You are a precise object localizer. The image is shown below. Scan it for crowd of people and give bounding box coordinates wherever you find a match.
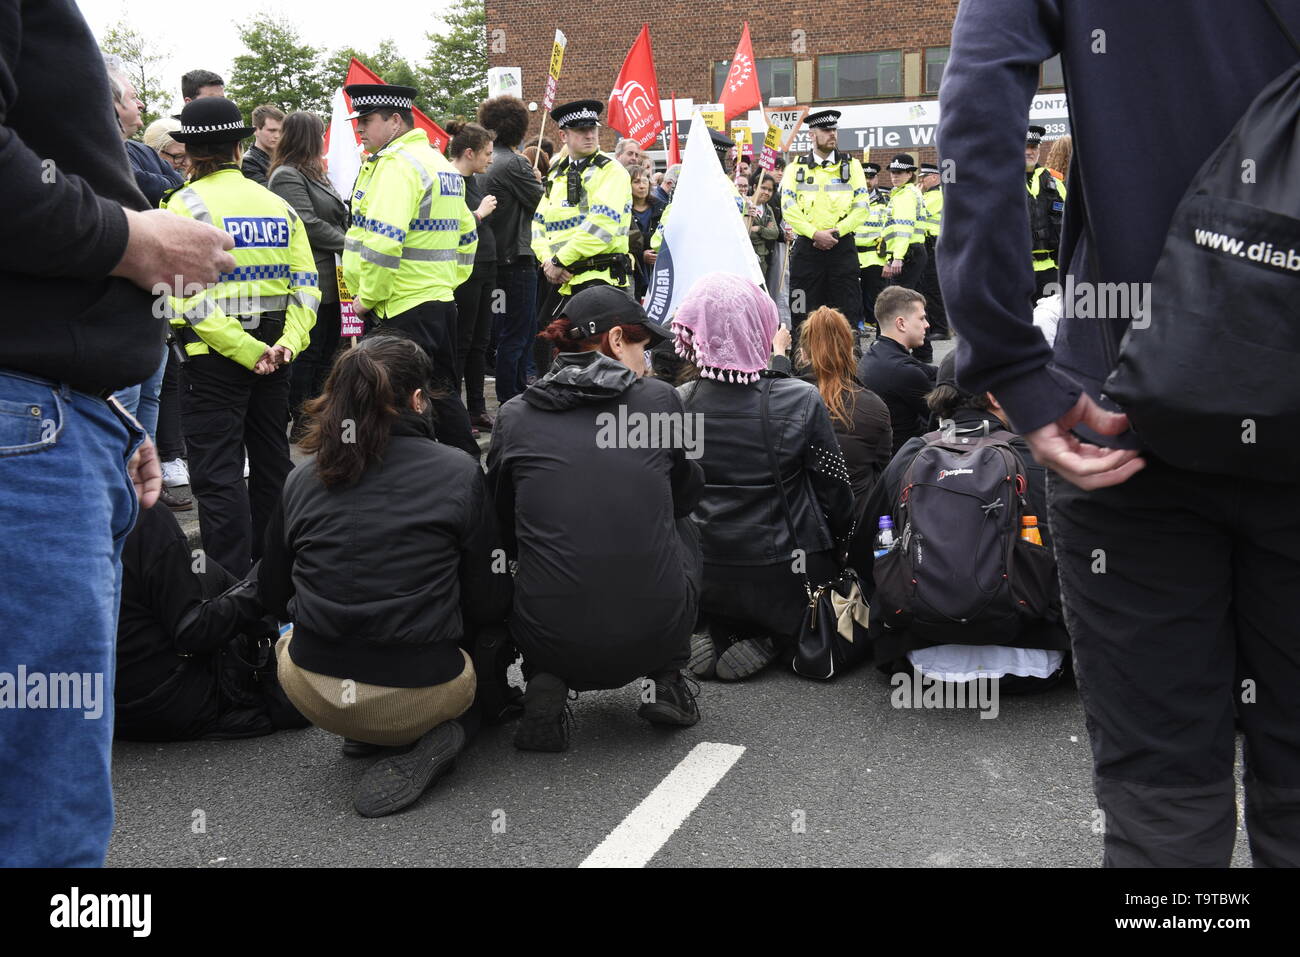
[3,0,1298,870]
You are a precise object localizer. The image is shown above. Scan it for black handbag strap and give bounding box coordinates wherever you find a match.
[759,376,811,595]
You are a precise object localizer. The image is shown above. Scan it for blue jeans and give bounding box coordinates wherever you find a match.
[0,370,142,866]
[494,260,538,405]
[112,342,167,439]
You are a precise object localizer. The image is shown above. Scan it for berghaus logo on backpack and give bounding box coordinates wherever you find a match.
[937,468,973,481]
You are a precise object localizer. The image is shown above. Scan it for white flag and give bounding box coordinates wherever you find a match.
[644,113,765,325]
[325,87,363,202]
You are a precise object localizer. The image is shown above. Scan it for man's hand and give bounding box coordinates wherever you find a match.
[112,209,236,292]
[476,195,498,220]
[643,250,657,266]
[270,344,294,367]
[883,258,904,279]
[812,229,838,250]
[1022,393,1146,490]
[772,325,792,356]
[353,302,372,321]
[543,259,572,285]
[127,436,162,508]
[252,347,278,375]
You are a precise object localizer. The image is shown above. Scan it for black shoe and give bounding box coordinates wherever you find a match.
[341,738,385,758]
[637,671,700,727]
[513,673,571,752]
[688,631,718,680]
[471,412,495,432]
[159,486,193,511]
[353,721,465,818]
[716,637,777,681]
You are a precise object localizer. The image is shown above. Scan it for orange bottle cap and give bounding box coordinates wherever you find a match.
[1021,515,1038,524]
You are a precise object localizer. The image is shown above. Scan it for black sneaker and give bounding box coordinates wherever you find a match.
[688,631,718,680]
[341,738,385,758]
[353,721,465,818]
[637,671,700,727]
[715,636,777,681]
[513,673,571,752]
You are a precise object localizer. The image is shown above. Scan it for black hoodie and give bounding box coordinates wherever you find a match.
[486,352,704,688]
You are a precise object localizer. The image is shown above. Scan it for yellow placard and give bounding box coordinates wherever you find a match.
[763,124,783,152]
[549,30,567,80]
[697,106,725,132]
[732,126,751,148]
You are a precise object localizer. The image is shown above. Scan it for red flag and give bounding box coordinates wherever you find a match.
[344,57,450,153]
[667,92,681,166]
[606,25,663,149]
[718,22,762,121]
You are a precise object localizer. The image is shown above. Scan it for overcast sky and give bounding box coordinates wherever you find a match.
[77,0,457,113]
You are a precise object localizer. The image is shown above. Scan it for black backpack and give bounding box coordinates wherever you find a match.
[872,429,1059,648]
[1101,2,1300,478]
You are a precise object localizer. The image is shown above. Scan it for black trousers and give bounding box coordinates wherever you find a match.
[918,236,948,335]
[180,353,292,578]
[1048,461,1300,866]
[453,262,497,416]
[788,236,865,337]
[289,299,342,430]
[156,345,186,461]
[380,300,480,460]
[891,242,933,362]
[859,264,886,330]
[1033,265,1058,302]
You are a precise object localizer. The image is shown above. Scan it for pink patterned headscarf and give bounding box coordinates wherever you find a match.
[671,273,778,384]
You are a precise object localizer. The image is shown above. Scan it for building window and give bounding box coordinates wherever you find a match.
[924,47,949,94]
[817,51,901,100]
[1040,54,1065,89]
[712,56,795,102]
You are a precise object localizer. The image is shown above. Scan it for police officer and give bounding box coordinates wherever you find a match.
[881,153,928,288]
[1026,124,1064,301]
[532,100,634,333]
[342,83,480,458]
[854,161,889,330]
[162,97,318,577]
[917,161,949,342]
[781,109,870,337]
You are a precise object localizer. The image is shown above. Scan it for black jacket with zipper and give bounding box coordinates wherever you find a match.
[261,411,510,688]
[267,164,348,304]
[678,367,856,567]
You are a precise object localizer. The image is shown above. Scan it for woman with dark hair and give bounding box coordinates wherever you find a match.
[160,97,318,577]
[261,333,511,817]
[486,285,704,752]
[478,96,545,407]
[796,306,892,526]
[676,273,856,681]
[447,121,499,434]
[268,111,350,439]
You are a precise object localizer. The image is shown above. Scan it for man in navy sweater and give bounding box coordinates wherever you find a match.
[939,0,1300,866]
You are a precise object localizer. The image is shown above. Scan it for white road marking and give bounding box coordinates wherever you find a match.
[579,741,745,868]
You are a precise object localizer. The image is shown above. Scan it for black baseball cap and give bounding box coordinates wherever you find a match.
[560,285,672,344]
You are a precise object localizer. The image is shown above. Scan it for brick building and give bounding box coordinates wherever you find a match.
[484,1,1067,165]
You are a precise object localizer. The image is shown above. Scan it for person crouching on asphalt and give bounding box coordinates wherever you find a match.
[260,334,512,817]
[676,273,856,681]
[486,285,705,752]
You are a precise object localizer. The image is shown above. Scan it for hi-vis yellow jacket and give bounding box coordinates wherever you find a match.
[880,182,927,262]
[343,128,477,318]
[855,187,890,269]
[160,167,318,368]
[922,186,944,239]
[780,150,870,239]
[531,151,632,295]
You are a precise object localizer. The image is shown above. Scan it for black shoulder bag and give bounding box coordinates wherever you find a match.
[759,377,871,680]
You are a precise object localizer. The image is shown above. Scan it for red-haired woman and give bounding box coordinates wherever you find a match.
[486,285,704,752]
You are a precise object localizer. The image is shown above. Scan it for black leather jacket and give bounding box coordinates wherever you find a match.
[678,369,856,566]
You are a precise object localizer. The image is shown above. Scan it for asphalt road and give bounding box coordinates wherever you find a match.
[125,337,1252,867]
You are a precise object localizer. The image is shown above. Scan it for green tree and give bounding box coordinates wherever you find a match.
[227,13,330,118]
[420,0,488,124]
[321,40,430,114]
[99,20,171,131]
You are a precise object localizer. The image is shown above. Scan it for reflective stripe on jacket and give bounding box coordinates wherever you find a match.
[530,151,632,295]
[780,150,870,238]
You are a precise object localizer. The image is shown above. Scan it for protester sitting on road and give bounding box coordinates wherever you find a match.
[677,273,855,681]
[850,354,1069,692]
[794,306,892,528]
[260,334,512,818]
[486,285,705,752]
[115,504,306,740]
[857,286,937,456]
